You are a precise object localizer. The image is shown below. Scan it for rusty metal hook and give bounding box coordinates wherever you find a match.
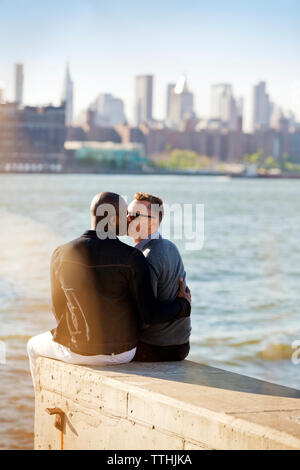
[46,407,65,432]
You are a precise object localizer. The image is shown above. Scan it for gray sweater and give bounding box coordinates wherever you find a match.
[137,237,192,346]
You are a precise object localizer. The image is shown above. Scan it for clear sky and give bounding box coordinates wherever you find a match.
[0,0,299,129]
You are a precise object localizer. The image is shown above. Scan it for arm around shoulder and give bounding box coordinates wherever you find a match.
[129,249,191,326]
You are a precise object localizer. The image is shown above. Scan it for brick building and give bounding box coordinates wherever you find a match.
[0,103,66,169]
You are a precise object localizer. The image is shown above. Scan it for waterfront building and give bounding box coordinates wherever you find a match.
[65,140,147,170]
[115,122,146,147]
[116,119,299,163]
[0,103,66,170]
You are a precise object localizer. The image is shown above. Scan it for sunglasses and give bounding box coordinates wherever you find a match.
[127,211,157,220]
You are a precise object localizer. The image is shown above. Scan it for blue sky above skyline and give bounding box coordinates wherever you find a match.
[0,0,299,128]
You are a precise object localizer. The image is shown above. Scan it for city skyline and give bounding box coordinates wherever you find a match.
[0,0,299,130]
[0,63,297,133]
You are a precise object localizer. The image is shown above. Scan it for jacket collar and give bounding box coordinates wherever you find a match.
[135,231,162,252]
[82,230,119,240]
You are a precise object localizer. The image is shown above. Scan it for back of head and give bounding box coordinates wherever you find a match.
[90,192,127,236]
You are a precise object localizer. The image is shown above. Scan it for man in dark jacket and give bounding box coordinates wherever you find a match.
[27,192,191,386]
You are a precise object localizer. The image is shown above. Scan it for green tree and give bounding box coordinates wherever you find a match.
[284,162,300,173]
[279,153,290,171]
[264,156,279,169]
[244,149,263,166]
[154,149,212,170]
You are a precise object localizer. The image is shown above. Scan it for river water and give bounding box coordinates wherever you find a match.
[0,174,299,449]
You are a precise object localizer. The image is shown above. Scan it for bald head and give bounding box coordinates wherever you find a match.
[90,192,128,237]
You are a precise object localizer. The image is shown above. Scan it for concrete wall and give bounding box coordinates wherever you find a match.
[34,357,300,450]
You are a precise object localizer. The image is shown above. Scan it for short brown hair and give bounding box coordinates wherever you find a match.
[134,192,164,222]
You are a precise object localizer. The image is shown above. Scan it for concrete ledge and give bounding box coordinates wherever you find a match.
[34,357,300,450]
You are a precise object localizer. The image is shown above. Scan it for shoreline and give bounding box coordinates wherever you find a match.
[1,169,300,179]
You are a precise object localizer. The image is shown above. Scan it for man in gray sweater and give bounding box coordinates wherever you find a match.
[127,192,191,361]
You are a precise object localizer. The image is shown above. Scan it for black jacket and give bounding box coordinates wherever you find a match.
[51,230,190,355]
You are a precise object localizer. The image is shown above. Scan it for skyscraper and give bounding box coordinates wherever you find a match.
[166,83,176,121]
[94,93,126,127]
[14,64,23,105]
[253,81,271,131]
[211,84,231,121]
[62,63,74,126]
[210,83,241,131]
[135,75,153,126]
[168,75,194,129]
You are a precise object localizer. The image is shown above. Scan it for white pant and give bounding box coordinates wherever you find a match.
[27,331,136,387]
